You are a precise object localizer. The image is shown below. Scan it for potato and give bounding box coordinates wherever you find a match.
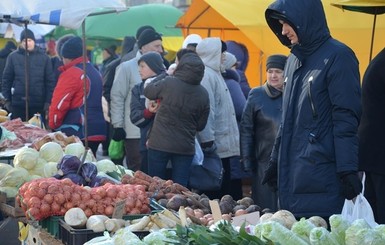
[166,194,188,211]
[193,209,204,219]
[245,204,261,213]
[232,205,247,213]
[238,197,254,208]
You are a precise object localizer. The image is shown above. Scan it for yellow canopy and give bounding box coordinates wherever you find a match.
[177,0,385,87]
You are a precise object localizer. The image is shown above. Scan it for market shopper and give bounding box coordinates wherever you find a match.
[144,52,210,187]
[358,48,385,224]
[130,52,167,174]
[262,0,362,219]
[2,29,55,122]
[48,36,106,156]
[196,38,240,199]
[0,41,16,93]
[240,54,287,212]
[110,29,163,171]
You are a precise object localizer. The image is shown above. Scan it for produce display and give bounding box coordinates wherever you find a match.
[17,177,151,220]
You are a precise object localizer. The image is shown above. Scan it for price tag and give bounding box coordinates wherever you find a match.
[209,200,222,222]
[112,199,126,219]
[178,206,187,227]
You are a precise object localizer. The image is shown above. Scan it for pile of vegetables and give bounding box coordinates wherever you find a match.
[17,177,151,220]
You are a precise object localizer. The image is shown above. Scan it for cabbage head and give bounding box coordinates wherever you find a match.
[0,163,14,180]
[0,186,18,198]
[29,158,47,176]
[0,167,29,187]
[13,147,39,170]
[64,142,85,158]
[44,161,59,177]
[39,141,63,163]
[95,159,117,173]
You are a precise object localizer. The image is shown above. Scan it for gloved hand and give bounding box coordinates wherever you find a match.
[261,159,278,191]
[4,101,11,112]
[242,158,255,172]
[43,102,50,111]
[200,141,214,149]
[339,171,362,200]
[112,128,126,141]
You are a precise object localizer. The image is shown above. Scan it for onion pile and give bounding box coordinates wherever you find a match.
[17,178,151,220]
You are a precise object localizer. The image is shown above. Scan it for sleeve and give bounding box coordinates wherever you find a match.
[110,63,129,128]
[196,73,216,143]
[239,91,256,161]
[143,76,165,100]
[130,84,153,128]
[102,61,117,103]
[48,72,80,129]
[1,55,14,101]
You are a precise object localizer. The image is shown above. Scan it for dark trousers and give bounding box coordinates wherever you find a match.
[364,172,385,224]
[147,148,193,187]
[11,106,45,124]
[124,138,142,171]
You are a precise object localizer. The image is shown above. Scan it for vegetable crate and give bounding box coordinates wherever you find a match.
[39,216,63,238]
[58,219,103,245]
[0,192,24,218]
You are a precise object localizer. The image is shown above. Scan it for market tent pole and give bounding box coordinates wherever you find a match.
[81,21,88,149]
[23,22,29,121]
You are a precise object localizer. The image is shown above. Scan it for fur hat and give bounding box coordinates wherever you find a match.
[61,36,83,59]
[137,29,162,49]
[138,52,166,75]
[20,29,35,42]
[266,54,287,71]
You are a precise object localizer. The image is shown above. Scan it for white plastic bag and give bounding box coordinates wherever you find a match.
[191,137,203,166]
[341,173,378,228]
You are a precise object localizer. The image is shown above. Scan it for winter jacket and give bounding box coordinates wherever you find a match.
[240,83,282,210]
[0,41,16,92]
[359,48,385,175]
[196,38,240,158]
[130,73,168,152]
[2,46,55,108]
[226,41,251,98]
[49,57,106,141]
[144,53,210,155]
[110,51,141,139]
[266,0,361,218]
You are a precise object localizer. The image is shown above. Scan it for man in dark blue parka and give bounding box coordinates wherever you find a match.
[262,0,363,219]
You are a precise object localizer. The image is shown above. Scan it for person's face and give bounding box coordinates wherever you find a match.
[20,38,35,51]
[138,61,156,80]
[267,68,284,91]
[141,40,163,55]
[279,20,299,45]
[102,49,110,60]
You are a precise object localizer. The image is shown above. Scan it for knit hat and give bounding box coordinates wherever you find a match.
[223,52,237,70]
[182,34,202,49]
[56,34,75,57]
[20,29,35,42]
[138,52,166,75]
[137,29,162,49]
[266,54,287,71]
[135,25,155,39]
[61,36,83,59]
[104,45,117,56]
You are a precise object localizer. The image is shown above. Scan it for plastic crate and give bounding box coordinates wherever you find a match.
[39,216,63,238]
[58,219,103,245]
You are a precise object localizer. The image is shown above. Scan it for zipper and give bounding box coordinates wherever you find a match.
[308,76,318,119]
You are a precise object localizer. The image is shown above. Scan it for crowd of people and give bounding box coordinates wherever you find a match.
[0,0,383,225]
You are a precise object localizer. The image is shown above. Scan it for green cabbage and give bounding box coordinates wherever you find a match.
[39,141,64,163]
[13,147,39,170]
[43,161,59,177]
[28,158,47,176]
[0,186,18,198]
[0,167,29,187]
[345,219,383,245]
[64,142,85,158]
[260,221,308,245]
[0,163,14,180]
[95,159,117,173]
[329,214,350,244]
[112,227,145,245]
[309,227,339,245]
[291,217,316,243]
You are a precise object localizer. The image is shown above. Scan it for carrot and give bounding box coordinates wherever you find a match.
[134,171,155,183]
[131,178,151,187]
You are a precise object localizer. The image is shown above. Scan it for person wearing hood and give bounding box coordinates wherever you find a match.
[48,36,106,156]
[262,0,362,219]
[0,40,16,93]
[240,54,287,212]
[226,40,251,98]
[2,29,55,122]
[196,37,240,199]
[143,52,210,187]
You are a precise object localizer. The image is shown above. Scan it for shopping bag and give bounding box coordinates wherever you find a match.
[341,173,378,228]
[189,144,223,191]
[108,140,124,159]
[191,138,203,166]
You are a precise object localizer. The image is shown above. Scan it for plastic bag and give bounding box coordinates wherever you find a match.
[108,140,124,159]
[341,173,378,228]
[28,113,45,129]
[191,138,203,166]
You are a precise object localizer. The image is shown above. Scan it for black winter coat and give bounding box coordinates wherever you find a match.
[2,47,55,108]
